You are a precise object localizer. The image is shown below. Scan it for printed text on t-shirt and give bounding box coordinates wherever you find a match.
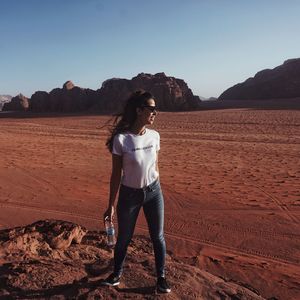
[131,145,154,152]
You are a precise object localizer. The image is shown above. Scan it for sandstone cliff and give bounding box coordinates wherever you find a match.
[219,58,300,100]
[29,81,99,112]
[2,74,201,113]
[95,72,201,112]
[2,94,29,111]
[0,95,12,111]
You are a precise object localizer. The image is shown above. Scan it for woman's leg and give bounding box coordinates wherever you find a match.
[114,186,143,276]
[143,182,166,278]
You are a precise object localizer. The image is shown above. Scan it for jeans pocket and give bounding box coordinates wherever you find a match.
[150,182,161,193]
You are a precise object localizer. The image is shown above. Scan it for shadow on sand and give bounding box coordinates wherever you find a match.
[0,261,157,299]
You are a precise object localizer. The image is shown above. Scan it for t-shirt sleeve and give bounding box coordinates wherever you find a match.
[112,134,123,156]
[156,132,160,151]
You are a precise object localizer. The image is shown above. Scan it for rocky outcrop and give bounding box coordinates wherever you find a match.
[2,74,201,113]
[30,91,50,111]
[219,58,300,100]
[2,94,29,111]
[29,81,99,112]
[0,95,12,110]
[95,72,201,112]
[63,80,75,90]
[0,95,12,102]
[0,220,266,299]
[0,220,87,258]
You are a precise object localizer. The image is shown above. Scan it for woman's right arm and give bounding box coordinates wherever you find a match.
[103,153,123,222]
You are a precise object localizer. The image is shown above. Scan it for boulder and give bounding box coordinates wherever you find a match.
[0,219,87,259]
[63,80,75,90]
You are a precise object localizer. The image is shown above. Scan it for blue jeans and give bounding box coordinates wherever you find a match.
[113,179,166,278]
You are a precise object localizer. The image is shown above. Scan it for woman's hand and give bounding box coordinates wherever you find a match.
[103,205,115,223]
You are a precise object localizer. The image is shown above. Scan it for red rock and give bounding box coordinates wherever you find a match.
[2,94,29,111]
[0,220,87,257]
[94,72,201,112]
[0,95,12,111]
[63,80,75,90]
[30,91,50,111]
[0,220,266,299]
[2,73,201,113]
[219,58,300,100]
[30,85,99,112]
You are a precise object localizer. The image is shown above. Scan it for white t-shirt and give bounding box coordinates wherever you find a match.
[112,128,160,188]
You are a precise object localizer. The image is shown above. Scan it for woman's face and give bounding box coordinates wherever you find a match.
[138,98,157,125]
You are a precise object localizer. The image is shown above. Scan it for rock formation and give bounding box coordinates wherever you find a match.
[219,58,300,100]
[95,72,201,113]
[29,81,99,112]
[0,220,267,299]
[0,95,12,111]
[0,220,87,258]
[2,94,29,111]
[2,74,201,113]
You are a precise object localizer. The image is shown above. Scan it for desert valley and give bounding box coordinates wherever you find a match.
[2,0,300,297]
[0,106,299,299]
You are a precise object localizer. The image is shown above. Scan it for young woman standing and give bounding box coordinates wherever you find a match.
[102,90,171,293]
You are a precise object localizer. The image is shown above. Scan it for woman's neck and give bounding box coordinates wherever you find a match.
[130,122,146,135]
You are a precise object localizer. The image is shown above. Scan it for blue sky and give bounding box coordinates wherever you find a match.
[1,0,300,98]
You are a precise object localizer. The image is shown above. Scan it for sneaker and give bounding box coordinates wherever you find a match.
[101,273,121,286]
[157,276,171,293]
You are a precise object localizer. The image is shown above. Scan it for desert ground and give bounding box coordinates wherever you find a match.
[0,108,299,299]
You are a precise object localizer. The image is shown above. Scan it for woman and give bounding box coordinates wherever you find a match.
[101,90,171,293]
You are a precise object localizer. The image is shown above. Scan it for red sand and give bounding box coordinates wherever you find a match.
[0,109,299,299]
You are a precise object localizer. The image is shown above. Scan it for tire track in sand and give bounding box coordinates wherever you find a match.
[161,228,300,266]
[153,184,299,264]
[14,165,65,202]
[162,184,300,245]
[0,202,99,221]
[252,184,300,225]
[0,202,299,267]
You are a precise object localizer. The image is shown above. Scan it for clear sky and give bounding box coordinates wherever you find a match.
[1,0,300,98]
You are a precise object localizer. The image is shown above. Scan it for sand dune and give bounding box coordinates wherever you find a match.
[0,108,299,299]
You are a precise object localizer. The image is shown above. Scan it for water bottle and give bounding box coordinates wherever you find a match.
[105,217,116,247]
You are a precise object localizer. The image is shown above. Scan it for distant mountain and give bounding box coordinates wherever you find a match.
[0,95,12,110]
[2,73,201,113]
[219,58,300,100]
[200,96,217,101]
[2,94,29,111]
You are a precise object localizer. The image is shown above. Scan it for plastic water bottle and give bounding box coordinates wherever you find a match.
[105,218,116,247]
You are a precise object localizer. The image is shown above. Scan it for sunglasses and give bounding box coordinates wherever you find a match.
[141,105,157,113]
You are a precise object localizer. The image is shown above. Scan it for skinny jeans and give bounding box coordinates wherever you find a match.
[113,179,166,278]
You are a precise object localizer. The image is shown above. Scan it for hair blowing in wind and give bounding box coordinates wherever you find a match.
[105,90,154,152]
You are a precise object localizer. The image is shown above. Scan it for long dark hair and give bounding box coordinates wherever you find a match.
[106,90,154,152]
